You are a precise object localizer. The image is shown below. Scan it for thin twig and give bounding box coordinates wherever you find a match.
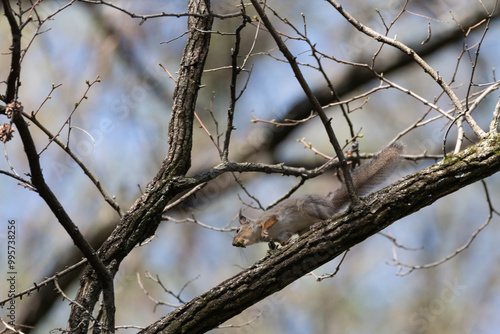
[32,83,62,117]
[216,310,264,329]
[0,259,87,307]
[23,111,123,215]
[162,183,207,213]
[136,272,182,312]
[467,81,500,115]
[378,231,423,251]
[298,138,333,160]
[325,0,487,140]
[250,111,317,127]
[79,0,243,21]
[465,2,498,111]
[115,325,146,330]
[54,278,97,323]
[222,8,251,162]
[266,177,306,210]
[162,215,235,232]
[38,76,101,155]
[0,319,25,334]
[388,180,498,276]
[0,169,35,190]
[194,111,222,156]
[308,250,349,281]
[159,63,177,83]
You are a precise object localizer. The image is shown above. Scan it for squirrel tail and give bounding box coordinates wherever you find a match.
[329,142,404,213]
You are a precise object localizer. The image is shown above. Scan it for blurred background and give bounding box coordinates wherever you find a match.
[1,0,500,333]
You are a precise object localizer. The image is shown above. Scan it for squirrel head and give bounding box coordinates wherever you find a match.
[232,210,263,248]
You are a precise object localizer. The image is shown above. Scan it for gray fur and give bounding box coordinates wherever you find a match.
[233,143,404,246]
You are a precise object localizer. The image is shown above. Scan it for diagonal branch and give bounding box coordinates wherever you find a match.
[140,134,500,334]
[2,1,115,331]
[249,0,360,207]
[67,0,214,331]
[23,111,122,215]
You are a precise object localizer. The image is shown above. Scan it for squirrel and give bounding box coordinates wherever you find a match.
[232,142,404,248]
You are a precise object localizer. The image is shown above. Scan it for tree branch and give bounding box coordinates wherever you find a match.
[2,1,115,331]
[249,0,360,207]
[67,0,214,331]
[325,0,488,141]
[260,6,500,155]
[140,134,500,333]
[1,0,21,103]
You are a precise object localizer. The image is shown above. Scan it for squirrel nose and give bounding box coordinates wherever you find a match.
[232,240,246,248]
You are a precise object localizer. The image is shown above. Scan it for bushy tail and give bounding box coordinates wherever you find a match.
[330,142,404,213]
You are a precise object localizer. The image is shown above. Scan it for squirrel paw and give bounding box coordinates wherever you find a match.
[268,241,278,250]
[261,229,269,239]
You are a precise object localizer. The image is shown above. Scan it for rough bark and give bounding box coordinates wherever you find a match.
[140,135,500,334]
[67,1,213,332]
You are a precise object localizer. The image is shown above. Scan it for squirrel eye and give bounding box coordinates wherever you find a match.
[236,228,240,233]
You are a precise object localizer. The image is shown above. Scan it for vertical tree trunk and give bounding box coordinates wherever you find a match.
[67,1,213,332]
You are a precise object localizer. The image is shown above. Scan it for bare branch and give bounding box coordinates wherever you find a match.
[250,0,361,208]
[23,112,123,215]
[324,0,488,141]
[388,180,498,276]
[140,135,500,333]
[68,1,215,330]
[2,1,116,328]
[0,259,87,307]
[162,215,235,232]
[222,8,251,162]
[38,76,101,155]
[307,250,349,281]
[78,0,243,21]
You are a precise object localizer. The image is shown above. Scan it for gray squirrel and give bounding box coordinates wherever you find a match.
[232,143,404,247]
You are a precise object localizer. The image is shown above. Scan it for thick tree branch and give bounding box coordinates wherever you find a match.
[1,0,21,103]
[67,0,214,332]
[140,134,500,334]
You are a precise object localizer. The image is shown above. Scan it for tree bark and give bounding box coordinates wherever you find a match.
[140,135,500,334]
[67,1,213,332]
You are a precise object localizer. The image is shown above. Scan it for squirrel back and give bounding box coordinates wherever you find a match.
[232,143,404,248]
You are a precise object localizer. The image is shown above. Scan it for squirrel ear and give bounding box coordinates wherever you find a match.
[239,209,249,225]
